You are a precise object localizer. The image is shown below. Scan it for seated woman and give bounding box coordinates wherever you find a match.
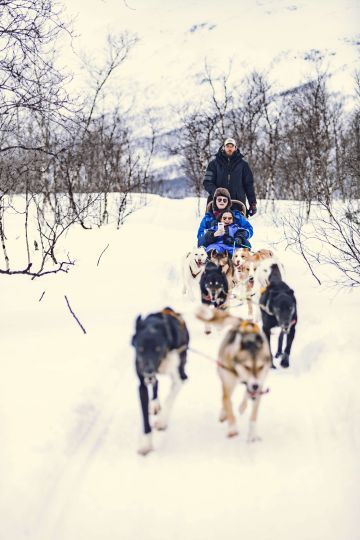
[202,210,252,256]
[197,187,252,247]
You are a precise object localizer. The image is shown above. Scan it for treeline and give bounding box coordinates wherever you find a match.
[0,0,157,275]
[0,1,156,225]
[169,68,360,209]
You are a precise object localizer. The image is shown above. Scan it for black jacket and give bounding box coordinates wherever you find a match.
[203,147,256,206]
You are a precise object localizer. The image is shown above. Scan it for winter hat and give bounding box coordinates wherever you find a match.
[224,137,236,147]
[213,187,231,210]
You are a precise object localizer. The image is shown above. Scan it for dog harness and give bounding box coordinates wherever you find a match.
[161,308,186,328]
[238,320,261,334]
[190,266,200,279]
[189,261,204,279]
[160,308,188,354]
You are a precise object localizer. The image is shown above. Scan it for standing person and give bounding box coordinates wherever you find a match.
[203,137,257,217]
[197,187,252,247]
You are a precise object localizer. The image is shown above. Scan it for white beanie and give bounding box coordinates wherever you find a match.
[224,137,236,147]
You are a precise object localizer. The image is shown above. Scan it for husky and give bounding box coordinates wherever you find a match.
[232,248,276,320]
[209,249,236,290]
[259,264,297,368]
[255,255,285,290]
[233,247,273,273]
[131,307,190,456]
[232,258,258,320]
[199,261,229,334]
[182,246,208,300]
[196,307,272,441]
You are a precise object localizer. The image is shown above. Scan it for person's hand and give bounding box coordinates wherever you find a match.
[204,230,215,244]
[248,203,257,216]
[234,236,246,247]
[223,234,234,246]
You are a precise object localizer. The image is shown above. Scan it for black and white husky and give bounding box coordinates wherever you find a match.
[259,264,297,368]
[131,307,190,456]
[199,261,229,334]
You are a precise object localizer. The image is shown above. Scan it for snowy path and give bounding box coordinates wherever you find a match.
[1,196,359,540]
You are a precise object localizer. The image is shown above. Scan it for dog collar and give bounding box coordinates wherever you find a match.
[202,293,226,308]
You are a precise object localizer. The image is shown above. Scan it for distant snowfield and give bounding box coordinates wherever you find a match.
[1,195,359,540]
[61,0,360,114]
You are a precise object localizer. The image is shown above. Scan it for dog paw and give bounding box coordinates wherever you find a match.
[271,362,277,369]
[154,418,168,431]
[179,371,188,381]
[149,400,161,415]
[280,353,290,368]
[138,434,153,456]
[227,424,239,438]
[275,351,282,358]
[247,422,261,443]
[138,445,153,456]
[219,409,227,422]
[247,433,261,443]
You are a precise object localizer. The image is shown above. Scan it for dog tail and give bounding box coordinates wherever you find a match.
[195,305,242,328]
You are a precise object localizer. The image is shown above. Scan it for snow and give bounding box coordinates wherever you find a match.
[1,194,359,539]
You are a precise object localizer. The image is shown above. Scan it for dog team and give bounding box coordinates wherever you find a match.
[132,187,298,456]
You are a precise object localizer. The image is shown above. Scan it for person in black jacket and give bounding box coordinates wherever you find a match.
[203,137,257,216]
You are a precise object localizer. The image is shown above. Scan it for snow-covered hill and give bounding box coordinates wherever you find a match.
[62,0,360,115]
[1,195,359,539]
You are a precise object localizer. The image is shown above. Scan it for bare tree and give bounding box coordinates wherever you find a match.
[0,0,72,154]
[281,201,360,288]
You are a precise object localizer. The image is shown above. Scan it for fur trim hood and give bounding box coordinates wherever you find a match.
[207,198,246,216]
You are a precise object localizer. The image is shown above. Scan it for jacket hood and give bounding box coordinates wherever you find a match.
[206,199,246,216]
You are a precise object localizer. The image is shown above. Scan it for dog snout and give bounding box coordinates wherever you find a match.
[250,383,259,392]
[281,325,291,334]
[144,373,157,385]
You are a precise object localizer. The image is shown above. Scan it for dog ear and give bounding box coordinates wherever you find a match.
[135,315,143,333]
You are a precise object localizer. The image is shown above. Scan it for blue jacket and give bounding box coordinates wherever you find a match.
[204,223,252,256]
[197,210,253,247]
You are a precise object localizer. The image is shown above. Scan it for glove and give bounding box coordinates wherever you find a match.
[248,203,257,217]
[223,234,234,246]
[204,230,215,245]
[233,235,246,247]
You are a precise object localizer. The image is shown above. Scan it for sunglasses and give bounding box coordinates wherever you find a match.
[216,197,228,203]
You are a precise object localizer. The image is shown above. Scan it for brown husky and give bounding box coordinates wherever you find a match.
[196,307,272,442]
[209,249,236,290]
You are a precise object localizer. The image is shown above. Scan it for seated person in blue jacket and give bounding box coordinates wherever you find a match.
[202,210,252,256]
[197,187,251,247]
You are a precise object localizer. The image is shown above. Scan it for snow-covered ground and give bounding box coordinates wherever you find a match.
[1,195,359,540]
